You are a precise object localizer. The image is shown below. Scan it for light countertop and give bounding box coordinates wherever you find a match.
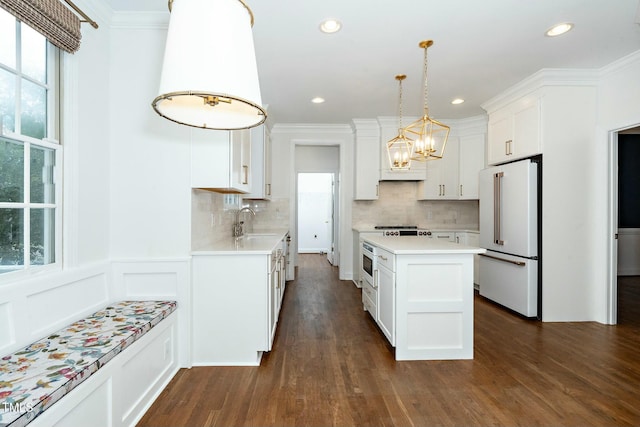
[363,235,486,255]
[192,229,288,255]
[353,227,479,233]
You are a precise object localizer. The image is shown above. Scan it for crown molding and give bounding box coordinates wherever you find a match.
[270,123,353,135]
[73,0,113,29]
[110,11,169,30]
[598,49,640,77]
[481,68,599,114]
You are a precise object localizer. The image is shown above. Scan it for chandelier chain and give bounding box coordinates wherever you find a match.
[398,77,404,128]
[423,43,429,115]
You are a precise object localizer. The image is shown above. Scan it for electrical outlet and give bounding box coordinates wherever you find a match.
[210,213,215,227]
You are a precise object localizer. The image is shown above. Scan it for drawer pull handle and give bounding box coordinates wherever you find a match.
[377,255,388,261]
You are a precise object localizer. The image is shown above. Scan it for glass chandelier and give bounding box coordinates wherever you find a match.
[152,0,266,130]
[404,40,449,161]
[386,74,414,170]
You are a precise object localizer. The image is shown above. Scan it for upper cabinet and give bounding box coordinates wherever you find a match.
[191,128,251,193]
[244,125,272,199]
[417,136,459,199]
[487,93,541,165]
[352,119,381,200]
[378,116,427,181]
[417,115,487,200]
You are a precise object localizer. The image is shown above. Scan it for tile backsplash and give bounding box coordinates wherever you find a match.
[191,189,290,249]
[352,181,479,230]
[192,180,477,250]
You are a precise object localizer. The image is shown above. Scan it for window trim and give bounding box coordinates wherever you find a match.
[0,17,62,283]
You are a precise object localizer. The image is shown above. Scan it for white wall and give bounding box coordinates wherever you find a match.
[596,51,640,323]
[108,15,192,259]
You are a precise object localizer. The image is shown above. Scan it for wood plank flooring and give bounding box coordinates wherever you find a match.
[138,255,640,427]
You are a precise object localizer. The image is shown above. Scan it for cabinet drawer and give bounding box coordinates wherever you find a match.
[362,280,377,317]
[376,248,395,271]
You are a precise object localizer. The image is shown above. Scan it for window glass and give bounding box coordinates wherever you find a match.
[0,208,24,271]
[20,24,46,83]
[0,68,16,133]
[0,138,24,203]
[30,208,55,266]
[0,9,16,69]
[21,78,47,139]
[30,145,55,204]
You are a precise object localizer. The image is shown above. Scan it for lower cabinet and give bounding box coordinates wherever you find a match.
[192,239,287,366]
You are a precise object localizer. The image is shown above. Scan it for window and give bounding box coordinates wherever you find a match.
[0,8,60,276]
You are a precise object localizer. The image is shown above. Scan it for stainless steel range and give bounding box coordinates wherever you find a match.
[374,225,432,237]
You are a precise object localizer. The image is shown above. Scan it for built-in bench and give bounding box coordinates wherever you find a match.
[0,300,177,427]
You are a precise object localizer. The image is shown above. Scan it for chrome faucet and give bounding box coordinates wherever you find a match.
[233,207,256,237]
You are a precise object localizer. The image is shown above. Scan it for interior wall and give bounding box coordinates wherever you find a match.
[108,15,192,259]
[597,50,640,323]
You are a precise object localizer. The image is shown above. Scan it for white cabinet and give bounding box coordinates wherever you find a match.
[417,116,487,200]
[456,231,480,285]
[417,137,459,199]
[430,231,456,242]
[376,248,395,345]
[487,95,541,165]
[191,128,251,193]
[244,125,272,199]
[192,234,289,365]
[458,133,485,199]
[352,119,380,200]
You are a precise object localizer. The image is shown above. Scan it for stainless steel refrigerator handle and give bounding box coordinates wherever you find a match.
[494,172,504,245]
[479,253,526,266]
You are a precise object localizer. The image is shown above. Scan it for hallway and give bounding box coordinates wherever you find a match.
[139,255,640,426]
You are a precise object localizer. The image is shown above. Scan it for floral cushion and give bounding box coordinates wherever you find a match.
[0,300,177,427]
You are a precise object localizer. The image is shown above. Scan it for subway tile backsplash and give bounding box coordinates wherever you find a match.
[352,181,479,230]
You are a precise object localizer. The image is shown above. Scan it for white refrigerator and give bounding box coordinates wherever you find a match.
[478,158,539,317]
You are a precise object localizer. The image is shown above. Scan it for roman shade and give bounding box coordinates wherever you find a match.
[0,0,81,53]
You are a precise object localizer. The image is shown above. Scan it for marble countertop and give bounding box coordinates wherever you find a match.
[363,235,486,255]
[191,229,289,255]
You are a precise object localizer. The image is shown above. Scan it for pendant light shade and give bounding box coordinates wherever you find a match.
[152,0,267,130]
[404,40,449,161]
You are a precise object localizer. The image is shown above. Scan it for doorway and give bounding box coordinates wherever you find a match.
[297,173,336,263]
[609,126,640,324]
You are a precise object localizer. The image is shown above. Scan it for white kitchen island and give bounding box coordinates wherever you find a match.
[363,235,485,361]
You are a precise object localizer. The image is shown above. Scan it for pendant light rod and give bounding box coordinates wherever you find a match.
[168,0,254,25]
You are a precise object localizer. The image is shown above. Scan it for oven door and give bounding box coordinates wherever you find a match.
[362,244,375,287]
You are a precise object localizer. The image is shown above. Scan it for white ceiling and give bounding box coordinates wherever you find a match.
[105,0,640,125]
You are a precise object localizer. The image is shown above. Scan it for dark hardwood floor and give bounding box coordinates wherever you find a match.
[138,255,640,426]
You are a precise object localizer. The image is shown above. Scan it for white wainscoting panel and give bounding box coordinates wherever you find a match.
[111,258,191,368]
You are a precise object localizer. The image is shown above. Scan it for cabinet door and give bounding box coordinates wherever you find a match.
[353,119,380,200]
[487,114,512,165]
[513,101,540,159]
[230,129,251,193]
[245,125,271,199]
[458,134,485,199]
[269,264,278,350]
[377,263,395,346]
[417,137,459,200]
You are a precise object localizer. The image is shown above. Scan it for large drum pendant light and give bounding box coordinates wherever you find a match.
[152,0,267,130]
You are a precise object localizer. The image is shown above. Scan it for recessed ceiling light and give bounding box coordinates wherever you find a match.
[320,19,341,34]
[451,98,465,105]
[545,22,574,37]
[311,97,325,104]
